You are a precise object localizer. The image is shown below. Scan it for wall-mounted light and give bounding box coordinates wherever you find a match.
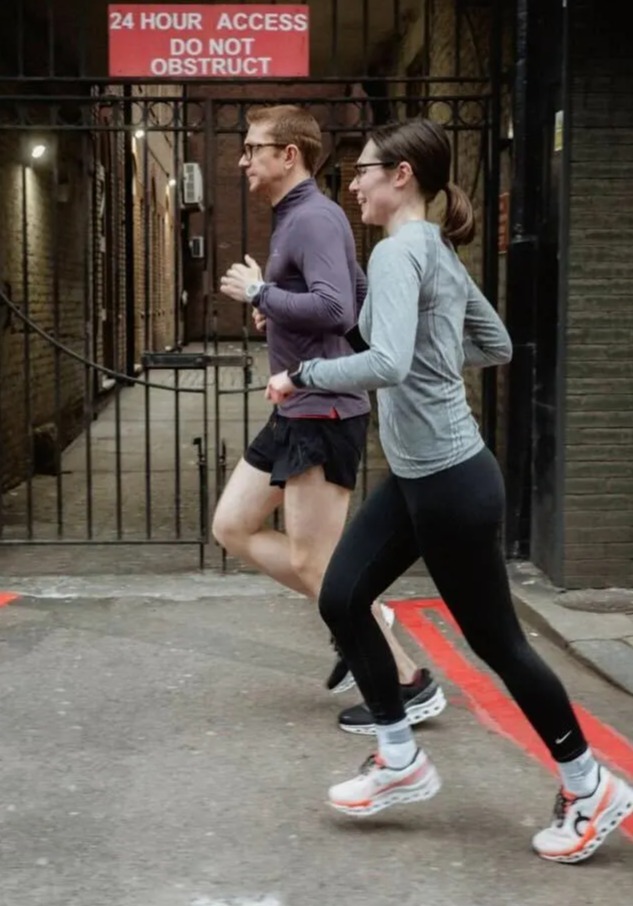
[500,113,514,154]
[168,177,177,188]
[31,143,47,160]
[134,129,145,140]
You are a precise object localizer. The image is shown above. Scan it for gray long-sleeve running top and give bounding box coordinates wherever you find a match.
[300,220,513,478]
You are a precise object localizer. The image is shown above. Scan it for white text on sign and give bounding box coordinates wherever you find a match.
[109,11,309,32]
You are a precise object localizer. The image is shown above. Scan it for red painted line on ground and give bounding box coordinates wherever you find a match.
[0,592,19,608]
[390,598,633,840]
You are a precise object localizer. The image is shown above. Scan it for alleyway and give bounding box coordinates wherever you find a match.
[0,342,388,576]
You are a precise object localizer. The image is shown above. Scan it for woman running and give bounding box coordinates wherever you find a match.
[265,118,633,864]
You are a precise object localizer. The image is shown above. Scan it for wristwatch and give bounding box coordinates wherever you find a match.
[288,363,306,388]
[245,280,266,305]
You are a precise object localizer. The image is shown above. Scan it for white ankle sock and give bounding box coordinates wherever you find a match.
[557,748,600,797]
[375,717,417,769]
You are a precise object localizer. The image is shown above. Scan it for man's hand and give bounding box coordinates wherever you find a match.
[265,371,296,405]
[220,254,262,303]
[252,308,267,332]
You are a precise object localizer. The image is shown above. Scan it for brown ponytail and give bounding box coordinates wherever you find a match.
[369,119,477,246]
[442,182,475,247]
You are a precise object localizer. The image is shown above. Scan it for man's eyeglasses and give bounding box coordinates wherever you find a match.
[352,161,398,178]
[241,142,286,162]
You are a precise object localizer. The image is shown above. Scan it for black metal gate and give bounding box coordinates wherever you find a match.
[0,0,508,570]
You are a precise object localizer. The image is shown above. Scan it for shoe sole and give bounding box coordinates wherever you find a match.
[329,607,394,695]
[339,687,447,735]
[329,762,442,817]
[536,779,633,864]
[330,671,356,695]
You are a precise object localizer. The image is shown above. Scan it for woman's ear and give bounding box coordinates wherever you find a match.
[394,161,414,186]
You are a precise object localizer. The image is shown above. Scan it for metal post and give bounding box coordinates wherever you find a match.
[141,98,154,540]
[21,163,34,539]
[172,100,182,539]
[503,0,539,558]
[84,134,95,540]
[123,85,137,379]
[52,143,64,537]
[481,0,503,454]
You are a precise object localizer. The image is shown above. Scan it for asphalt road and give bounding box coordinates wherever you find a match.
[0,578,631,906]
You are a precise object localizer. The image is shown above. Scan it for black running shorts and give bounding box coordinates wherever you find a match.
[245,413,370,490]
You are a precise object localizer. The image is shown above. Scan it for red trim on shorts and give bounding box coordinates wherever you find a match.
[285,408,340,420]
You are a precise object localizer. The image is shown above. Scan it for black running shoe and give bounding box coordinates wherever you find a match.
[338,669,447,735]
[326,638,356,694]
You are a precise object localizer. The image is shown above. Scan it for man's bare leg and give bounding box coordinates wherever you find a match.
[282,466,350,598]
[212,460,421,684]
[212,458,311,596]
[371,600,417,685]
[284,467,420,685]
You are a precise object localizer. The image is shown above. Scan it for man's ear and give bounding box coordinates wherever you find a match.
[284,144,300,169]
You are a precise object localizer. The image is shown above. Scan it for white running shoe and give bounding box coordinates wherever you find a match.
[328,749,441,817]
[532,766,633,863]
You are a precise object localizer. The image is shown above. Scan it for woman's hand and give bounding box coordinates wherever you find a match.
[265,371,296,405]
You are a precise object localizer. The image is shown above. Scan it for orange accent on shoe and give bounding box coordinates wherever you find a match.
[331,761,428,809]
[554,779,616,857]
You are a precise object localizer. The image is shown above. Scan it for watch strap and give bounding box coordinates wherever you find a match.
[288,363,306,388]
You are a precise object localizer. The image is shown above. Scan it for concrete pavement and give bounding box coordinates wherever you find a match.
[510,561,633,697]
[0,574,631,906]
[4,561,633,701]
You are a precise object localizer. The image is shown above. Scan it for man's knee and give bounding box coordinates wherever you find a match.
[289,544,324,597]
[211,508,245,552]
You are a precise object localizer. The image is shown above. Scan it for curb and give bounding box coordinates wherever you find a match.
[511,583,633,698]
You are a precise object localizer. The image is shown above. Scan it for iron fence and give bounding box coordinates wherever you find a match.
[0,0,507,567]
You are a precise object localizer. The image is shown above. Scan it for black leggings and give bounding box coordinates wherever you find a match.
[319,447,587,764]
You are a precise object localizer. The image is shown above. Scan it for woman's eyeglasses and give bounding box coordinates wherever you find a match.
[352,161,397,178]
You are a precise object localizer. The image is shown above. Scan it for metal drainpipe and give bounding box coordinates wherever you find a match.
[503,0,539,558]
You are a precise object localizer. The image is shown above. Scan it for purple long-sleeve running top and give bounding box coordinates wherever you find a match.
[255,178,370,419]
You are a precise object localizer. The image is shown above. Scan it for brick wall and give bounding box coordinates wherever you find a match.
[0,132,91,490]
[0,86,182,493]
[130,85,180,363]
[563,2,633,587]
[93,129,126,379]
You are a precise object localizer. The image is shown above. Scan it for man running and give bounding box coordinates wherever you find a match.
[213,105,445,731]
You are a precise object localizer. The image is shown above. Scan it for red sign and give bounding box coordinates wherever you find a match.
[108,4,310,78]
